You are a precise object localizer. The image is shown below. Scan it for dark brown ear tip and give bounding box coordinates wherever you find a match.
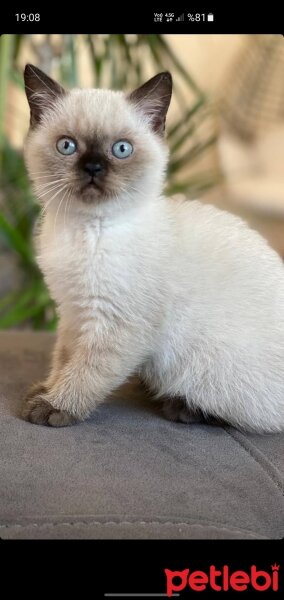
[24,64,38,82]
[24,63,35,74]
[160,72,172,83]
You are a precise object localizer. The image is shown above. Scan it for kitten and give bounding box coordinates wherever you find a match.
[22,63,284,432]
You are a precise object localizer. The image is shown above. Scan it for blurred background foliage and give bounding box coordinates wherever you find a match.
[0,34,220,330]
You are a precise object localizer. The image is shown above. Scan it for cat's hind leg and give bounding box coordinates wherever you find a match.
[161,397,205,424]
[161,396,223,426]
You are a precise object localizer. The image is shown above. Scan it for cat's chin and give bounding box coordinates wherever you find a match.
[79,183,122,205]
[79,183,108,204]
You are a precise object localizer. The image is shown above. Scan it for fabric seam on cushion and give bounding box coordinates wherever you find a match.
[0,520,265,538]
[0,517,269,538]
[223,427,284,495]
[0,511,276,537]
[0,514,264,535]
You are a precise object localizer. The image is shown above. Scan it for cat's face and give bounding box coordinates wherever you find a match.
[24,65,172,211]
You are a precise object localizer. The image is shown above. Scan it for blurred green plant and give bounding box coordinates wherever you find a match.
[0,34,220,330]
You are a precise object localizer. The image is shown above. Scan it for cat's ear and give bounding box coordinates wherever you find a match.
[128,72,172,135]
[24,64,66,127]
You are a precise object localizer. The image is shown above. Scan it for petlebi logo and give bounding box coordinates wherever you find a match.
[165,563,280,595]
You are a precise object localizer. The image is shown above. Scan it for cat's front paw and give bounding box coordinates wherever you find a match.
[22,383,79,427]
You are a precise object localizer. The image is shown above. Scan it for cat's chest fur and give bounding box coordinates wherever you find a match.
[37,205,170,325]
[39,216,133,299]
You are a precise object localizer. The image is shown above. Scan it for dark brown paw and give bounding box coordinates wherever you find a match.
[162,397,205,424]
[22,383,78,427]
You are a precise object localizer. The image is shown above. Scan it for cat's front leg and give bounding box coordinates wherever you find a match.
[22,330,78,426]
[22,381,79,427]
[22,325,147,427]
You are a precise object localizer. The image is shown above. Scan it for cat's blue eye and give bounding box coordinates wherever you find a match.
[112,140,133,159]
[56,137,77,155]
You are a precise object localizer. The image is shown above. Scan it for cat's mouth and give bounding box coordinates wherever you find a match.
[85,177,100,187]
[81,178,102,192]
[76,176,118,203]
[79,178,108,202]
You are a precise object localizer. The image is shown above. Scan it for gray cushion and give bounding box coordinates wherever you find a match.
[0,331,283,539]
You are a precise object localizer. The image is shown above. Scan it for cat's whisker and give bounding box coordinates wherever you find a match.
[36,184,69,194]
[37,190,63,203]
[63,186,74,234]
[40,184,69,217]
[63,190,68,235]
[34,178,82,190]
[29,173,69,181]
[40,185,68,215]
[36,180,66,190]
[28,171,61,176]
[35,178,72,189]
[39,199,60,223]
[66,188,73,225]
[30,171,80,178]
[128,185,151,199]
[53,186,69,238]
[33,174,70,181]
[118,185,143,199]
[28,169,53,174]
[36,183,67,200]
[40,196,58,219]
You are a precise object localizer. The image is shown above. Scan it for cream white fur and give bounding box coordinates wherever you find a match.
[25,87,284,432]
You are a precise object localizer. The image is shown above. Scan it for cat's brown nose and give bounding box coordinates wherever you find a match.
[84,162,104,177]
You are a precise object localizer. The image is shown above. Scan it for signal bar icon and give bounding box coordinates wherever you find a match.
[176,13,184,21]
